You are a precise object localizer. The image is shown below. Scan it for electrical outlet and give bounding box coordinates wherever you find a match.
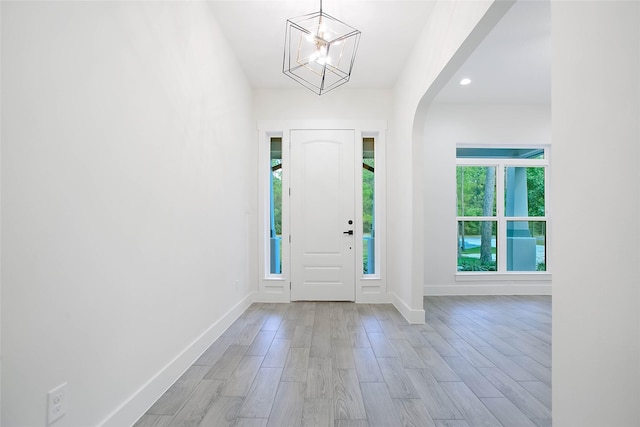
[47,383,67,425]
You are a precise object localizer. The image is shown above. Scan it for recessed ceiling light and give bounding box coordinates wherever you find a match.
[460,78,471,86]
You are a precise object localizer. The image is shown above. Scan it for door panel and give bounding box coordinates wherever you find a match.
[290,129,355,301]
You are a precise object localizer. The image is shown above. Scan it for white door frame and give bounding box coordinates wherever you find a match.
[256,120,388,304]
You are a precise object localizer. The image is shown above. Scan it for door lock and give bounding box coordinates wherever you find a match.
[343,230,354,235]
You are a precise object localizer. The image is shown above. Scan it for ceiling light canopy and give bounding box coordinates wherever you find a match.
[283,0,361,95]
[460,78,472,86]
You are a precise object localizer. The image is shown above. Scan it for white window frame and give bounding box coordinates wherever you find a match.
[262,131,288,285]
[360,132,383,280]
[456,145,550,277]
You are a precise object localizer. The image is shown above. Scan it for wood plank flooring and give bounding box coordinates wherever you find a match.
[134,296,551,427]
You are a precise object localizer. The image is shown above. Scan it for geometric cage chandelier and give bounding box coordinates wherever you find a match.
[283,0,361,95]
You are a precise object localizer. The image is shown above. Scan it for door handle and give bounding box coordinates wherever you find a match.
[343,230,354,235]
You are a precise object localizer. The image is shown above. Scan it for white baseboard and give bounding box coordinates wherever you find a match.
[424,284,552,296]
[99,292,255,427]
[390,292,426,324]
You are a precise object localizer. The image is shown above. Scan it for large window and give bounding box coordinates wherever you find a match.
[457,147,548,273]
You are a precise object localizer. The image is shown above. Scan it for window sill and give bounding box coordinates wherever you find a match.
[455,272,552,282]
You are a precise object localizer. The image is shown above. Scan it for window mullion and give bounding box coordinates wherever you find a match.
[496,163,506,272]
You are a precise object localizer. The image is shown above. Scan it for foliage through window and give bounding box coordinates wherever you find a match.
[457,147,548,273]
[269,137,282,275]
[363,138,375,275]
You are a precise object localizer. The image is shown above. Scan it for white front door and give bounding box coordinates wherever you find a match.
[290,129,355,301]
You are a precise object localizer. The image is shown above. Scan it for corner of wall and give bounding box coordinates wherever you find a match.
[390,292,425,324]
[99,292,255,427]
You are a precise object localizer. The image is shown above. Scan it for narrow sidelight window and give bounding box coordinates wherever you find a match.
[363,138,375,274]
[269,137,283,274]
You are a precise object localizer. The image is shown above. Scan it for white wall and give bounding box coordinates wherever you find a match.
[0,2,3,422]
[253,89,393,121]
[389,0,509,321]
[422,103,551,295]
[552,1,640,425]
[253,89,392,304]
[1,2,254,426]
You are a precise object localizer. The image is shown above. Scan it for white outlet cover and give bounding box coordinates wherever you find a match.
[47,383,67,425]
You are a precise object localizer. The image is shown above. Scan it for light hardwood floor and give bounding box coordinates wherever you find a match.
[134,296,551,427]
